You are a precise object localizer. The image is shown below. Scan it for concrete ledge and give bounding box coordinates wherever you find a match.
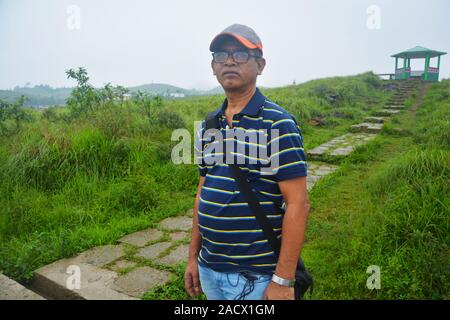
[0,273,45,300]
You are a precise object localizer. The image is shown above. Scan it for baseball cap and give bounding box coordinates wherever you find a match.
[209,24,263,54]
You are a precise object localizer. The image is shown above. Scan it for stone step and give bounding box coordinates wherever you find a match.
[375,109,401,117]
[384,104,405,110]
[350,122,383,133]
[364,116,385,123]
[307,133,377,161]
[388,97,406,100]
[387,101,405,105]
[306,162,338,191]
[31,214,194,300]
[0,273,45,300]
[31,244,139,300]
[396,96,409,99]
[388,98,406,102]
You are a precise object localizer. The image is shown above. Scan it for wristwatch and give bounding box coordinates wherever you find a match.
[271,274,295,287]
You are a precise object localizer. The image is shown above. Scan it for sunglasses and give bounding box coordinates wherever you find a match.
[212,51,261,64]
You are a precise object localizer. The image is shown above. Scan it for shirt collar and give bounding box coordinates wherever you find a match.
[212,87,266,118]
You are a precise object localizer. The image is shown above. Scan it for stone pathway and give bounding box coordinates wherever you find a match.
[350,122,383,133]
[29,214,193,300]
[307,162,338,191]
[307,132,378,161]
[364,116,385,123]
[345,79,418,140]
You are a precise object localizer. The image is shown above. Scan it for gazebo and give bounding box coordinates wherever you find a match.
[391,46,447,82]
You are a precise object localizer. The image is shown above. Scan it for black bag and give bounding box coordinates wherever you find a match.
[204,112,313,299]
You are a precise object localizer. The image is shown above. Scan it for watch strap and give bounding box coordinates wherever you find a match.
[272,274,295,287]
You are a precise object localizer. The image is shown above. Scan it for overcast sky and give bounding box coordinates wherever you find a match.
[1,0,449,90]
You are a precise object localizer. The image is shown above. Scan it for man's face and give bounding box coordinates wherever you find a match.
[211,37,266,92]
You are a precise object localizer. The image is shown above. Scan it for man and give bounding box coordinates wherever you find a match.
[184,24,310,300]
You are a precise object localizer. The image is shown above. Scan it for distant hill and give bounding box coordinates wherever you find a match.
[0,85,72,107]
[202,86,225,95]
[128,83,202,96]
[0,83,226,107]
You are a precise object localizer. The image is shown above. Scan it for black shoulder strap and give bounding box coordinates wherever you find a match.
[205,111,220,131]
[228,164,282,257]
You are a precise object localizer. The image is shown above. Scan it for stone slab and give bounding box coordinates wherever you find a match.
[350,122,383,133]
[111,267,171,298]
[74,245,126,267]
[108,260,137,272]
[364,116,385,123]
[155,245,189,266]
[306,162,338,191]
[169,231,189,242]
[118,228,163,247]
[307,133,377,161]
[32,261,137,300]
[384,104,405,110]
[158,216,192,231]
[136,242,172,261]
[0,273,45,300]
[375,109,401,117]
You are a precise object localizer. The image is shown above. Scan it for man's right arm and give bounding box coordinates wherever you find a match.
[184,176,205,298]
[188,176,205,260]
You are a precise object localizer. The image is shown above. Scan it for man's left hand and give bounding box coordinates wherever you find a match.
[263,281,295,300]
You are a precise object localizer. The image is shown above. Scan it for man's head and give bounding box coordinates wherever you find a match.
[210,24,266,92]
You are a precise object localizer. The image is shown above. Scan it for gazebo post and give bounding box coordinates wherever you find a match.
[424,52,430,81]
[402,57,407,79]
[437,55,441,80]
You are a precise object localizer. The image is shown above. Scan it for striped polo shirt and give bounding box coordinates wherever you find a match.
[195,87,307,274]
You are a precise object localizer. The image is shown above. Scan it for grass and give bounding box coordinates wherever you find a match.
[301,80,449,299]
[0,73,447,300]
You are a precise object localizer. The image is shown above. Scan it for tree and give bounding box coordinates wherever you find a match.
[0,99,9,134]
[0,96,30,134]
[65,67,100,118]
[134,90,163,122]
[98,83,130,105]
[9,95,29,130]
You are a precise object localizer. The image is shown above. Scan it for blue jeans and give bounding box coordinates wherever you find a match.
[198,263,273,300]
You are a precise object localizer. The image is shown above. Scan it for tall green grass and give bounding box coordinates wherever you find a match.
[303,79,449,299]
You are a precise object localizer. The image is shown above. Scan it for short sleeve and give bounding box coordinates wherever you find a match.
[269,114,307,181]
[195,121,208,177]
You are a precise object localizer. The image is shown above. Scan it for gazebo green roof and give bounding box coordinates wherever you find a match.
[391,46,447,59]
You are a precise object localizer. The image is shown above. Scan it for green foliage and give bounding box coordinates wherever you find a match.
[414,80,450,148]
[98,83,130,106]
[41,107,58,122]
[65,67,100,118]
[134,91,163,120]
[3,126,132,192]
[156,110,186,129]
[0,95,31,134]
[142,263,205,300]
[363,148,449,298]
